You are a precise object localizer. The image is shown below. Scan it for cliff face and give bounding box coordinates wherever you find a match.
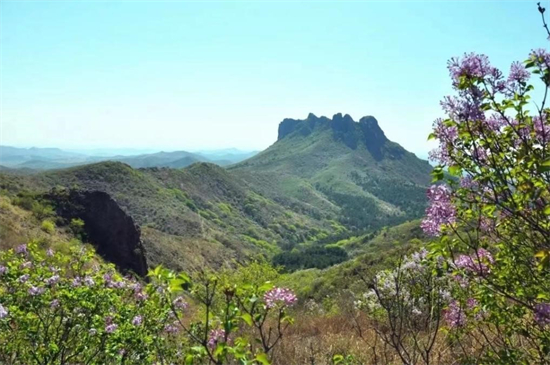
[47,189,148,276]
[276,113,390,159]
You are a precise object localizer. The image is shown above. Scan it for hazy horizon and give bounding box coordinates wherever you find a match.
[1,1,546,157]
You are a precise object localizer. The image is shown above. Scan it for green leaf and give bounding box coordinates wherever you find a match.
[448,165,462,177]
[241,313,253,326]
[332,354,344,364]
[255,352,270,365]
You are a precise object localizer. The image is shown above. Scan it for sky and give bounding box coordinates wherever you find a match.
[0,0,548,157]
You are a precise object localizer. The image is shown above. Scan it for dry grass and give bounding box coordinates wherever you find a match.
[270,311,465,365]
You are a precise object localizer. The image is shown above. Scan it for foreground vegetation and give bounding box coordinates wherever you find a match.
[1,4,550,365]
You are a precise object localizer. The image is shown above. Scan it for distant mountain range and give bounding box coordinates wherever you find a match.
[0,146,259,170]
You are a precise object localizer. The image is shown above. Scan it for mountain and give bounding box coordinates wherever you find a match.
[0,161,338,272]
[0,146,87,167]
[230,113,432,231]
[195,149,259,165]
[0,146,255,170]
[115,150,208,168]
[0,113,431,273]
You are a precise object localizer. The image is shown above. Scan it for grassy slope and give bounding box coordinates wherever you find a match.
[231,119,432,231]
[0,194,77,253]
[0,161,338,272]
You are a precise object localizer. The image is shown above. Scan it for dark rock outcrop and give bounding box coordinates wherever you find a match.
[359,116,388,160]
[276,113,392,160]
[47,189,148,276]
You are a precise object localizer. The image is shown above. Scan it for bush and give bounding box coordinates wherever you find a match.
[0,243,296,364]
[40,220,55,234]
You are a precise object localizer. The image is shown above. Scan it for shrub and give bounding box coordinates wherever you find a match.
[419,6,550,364]
[0,243,296,364]
[40,220,55,234]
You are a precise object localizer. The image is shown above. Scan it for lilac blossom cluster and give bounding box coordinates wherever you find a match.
[454,248,494,276]
[421,185,456,236]
[207,329,226,349]
[534,303,550,326]
[263,287,297,309]
[428,51,550,166]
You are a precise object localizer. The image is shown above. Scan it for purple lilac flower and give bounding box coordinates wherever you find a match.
[508,61,530,84]
[135,291,148,301]
[105,323,118,333]
[453,274,469,288]
[15,244,27,255]
[483,114,507,132]
[421,185,456,236]
[89,328,97,335]
[131,315,143,326]
[264,287,297,309]
[28,286,45,296]
[433,118,458,143]
[428,146,452,166]
[455,249,494,275]
[83,276,95,287]
[207,329,226,349]
[110,280,126,289]
[0,266,7,275]
[173,296,188,310]
[71,277,82,287]
[444,300,466,328]
[0,304,8,319]
[534,113,550,144]
[459,176,477,190]
[530,48,550,71]
[440,95,484,123]
[163,323,180,334]
[45,275,60,286]
[448,53,493,82]
[46,248,54,257]
[18,274,30,283]
[20,261,32,269]
[534,303,550,325]
[50,299,60,309]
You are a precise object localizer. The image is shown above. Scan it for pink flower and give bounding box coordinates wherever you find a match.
[105,323,118,333]
[45,275,60,286]
[18,274,30,283]
[421,185,456,236]
[28,286,45,296]
[207,329,226,348]
[455,249,494,276]
[15,244,27,255]
[444,300,466,328]
[264,287,297,309]
[173,296,188,310]
[131,315,143,326]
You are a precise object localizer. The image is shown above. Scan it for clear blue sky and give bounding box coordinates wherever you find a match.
[1,1,547,156]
